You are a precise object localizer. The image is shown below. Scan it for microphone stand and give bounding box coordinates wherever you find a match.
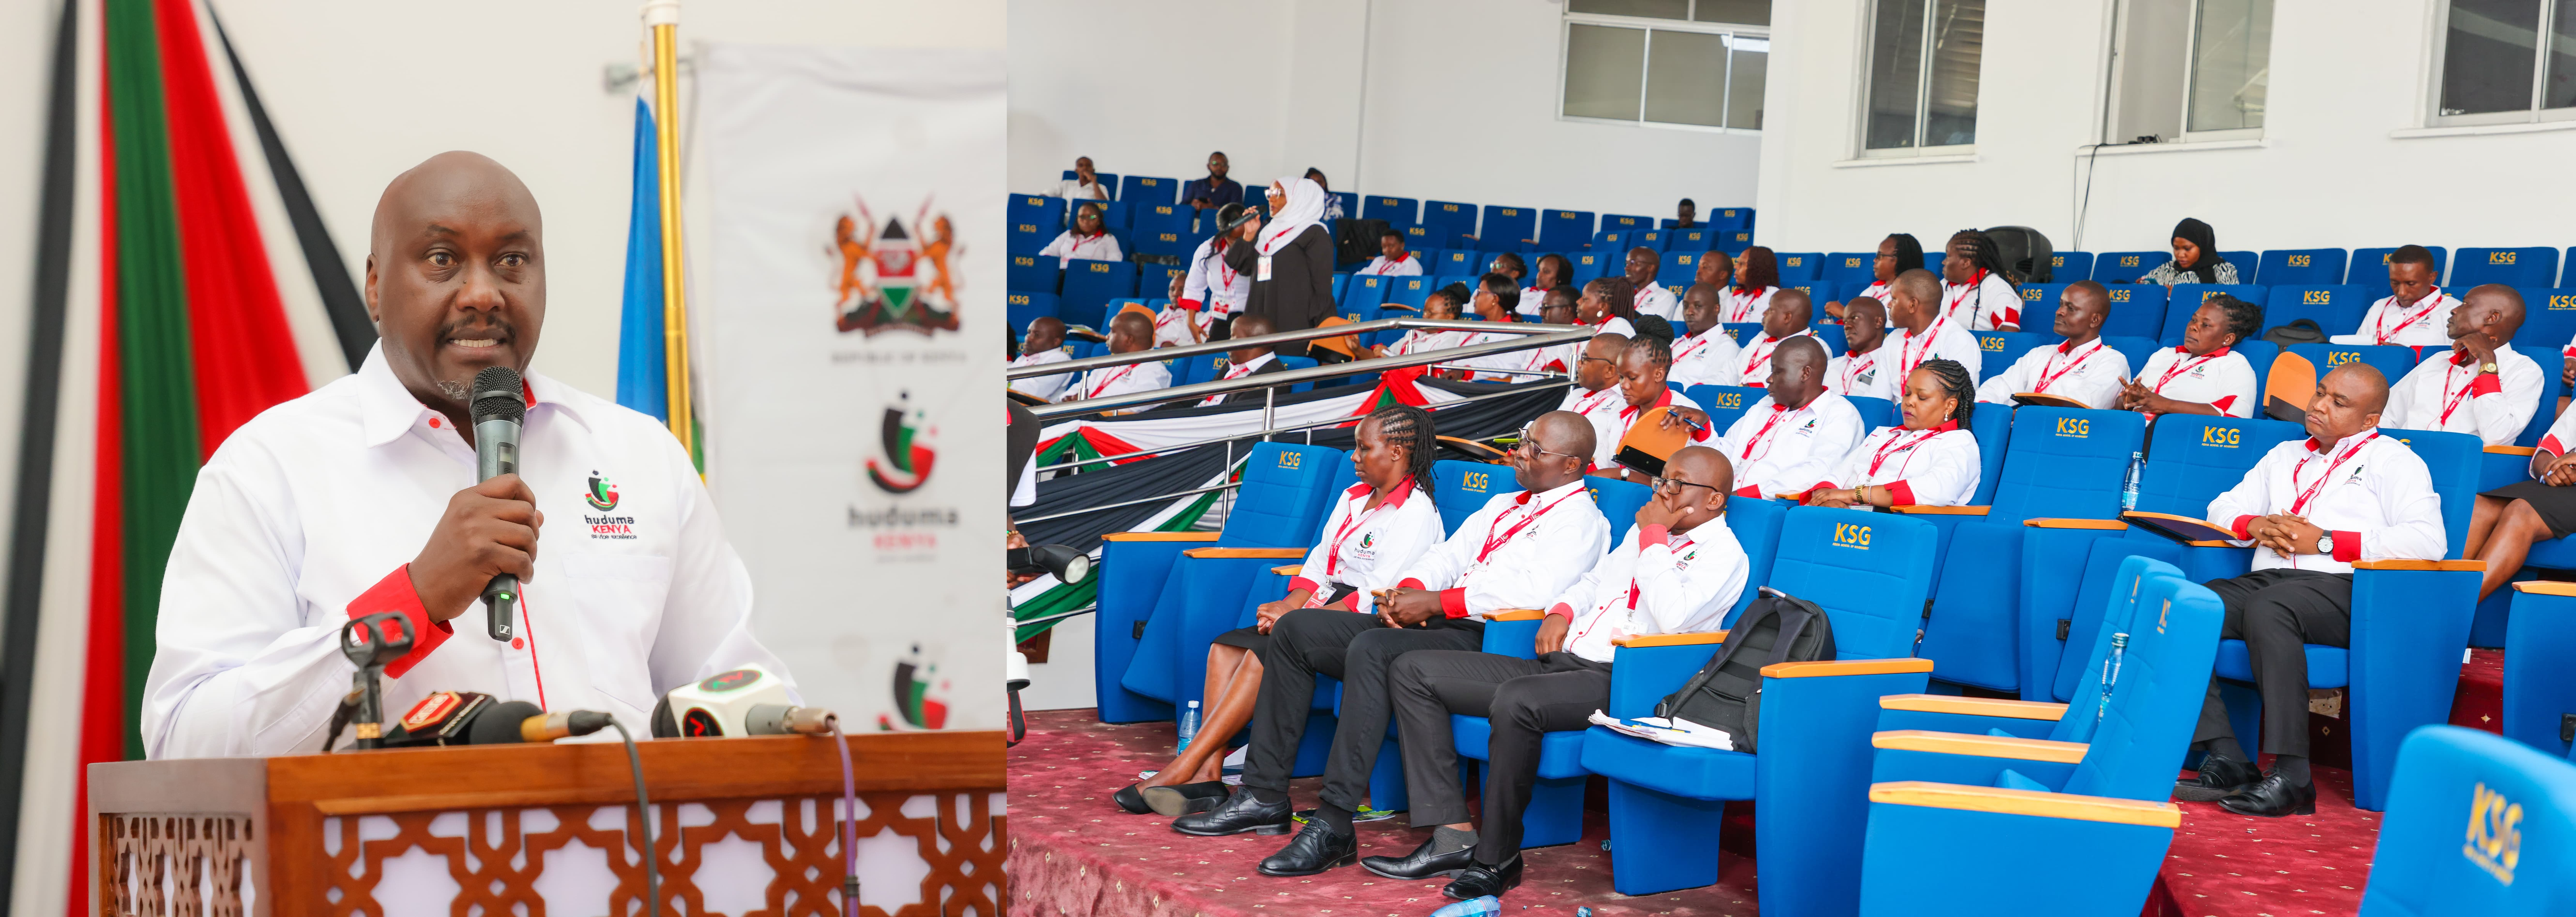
[337,611,416,750]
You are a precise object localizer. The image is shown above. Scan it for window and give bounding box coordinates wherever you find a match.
[1861,0,1985,154]
[2431,0,2576,125]
[2106,0,2274,144]
[1560,1,1770,131]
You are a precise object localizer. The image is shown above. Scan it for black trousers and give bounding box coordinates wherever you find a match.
[1389,650,1613,864]
[1242,608,1485,806]
[2193,568,2353,758]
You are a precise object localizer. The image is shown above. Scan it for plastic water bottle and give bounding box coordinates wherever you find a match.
[2097,632,2129,723]
[1428,896,1500,917]
[2120,451,2143,511]
[1177,700,1201,753]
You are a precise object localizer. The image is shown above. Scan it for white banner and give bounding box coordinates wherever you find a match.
[697,44,1006,732]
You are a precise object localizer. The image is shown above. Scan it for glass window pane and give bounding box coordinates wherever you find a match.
[1695,0,1773,26]
[1866,0,1926,149]
[1645,29,1730,127]
[2442,0,2543,115]
[1923,0,1985,146]
[2188,0,2273,131]
[1571,0,1691,19]
[2546,0,2576,109]
[1565,24,1649,120]
[1727,37,1769,128]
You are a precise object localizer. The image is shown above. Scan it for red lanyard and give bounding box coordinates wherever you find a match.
[2152,347,2225,392]
[2289,433,2376,515]
[1478,490,1586,563]
[1744,334,1800,378]
[2372,289,2442,344]
[1865,427,1948,478]
[1323,485,1404,576]
[1575,387,1620,415]
[1570,532,1695,642]
[1739,405,1795,460]
[2438,362,2483,426]
[1676,331,1717,363]
[1900,315,1950,377]
[1841,349,1878,390]
[1727,287,1767,323]
[2032,341,2103,394]
[1944,271,1984,322]
[1087,365,1135,398]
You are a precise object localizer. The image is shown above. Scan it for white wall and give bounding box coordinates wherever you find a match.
[1008,2,1298,198]
[1759,0,2576,263]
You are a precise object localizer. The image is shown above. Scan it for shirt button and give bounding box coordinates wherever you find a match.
[428,417,441,428]
[510,637,524,650]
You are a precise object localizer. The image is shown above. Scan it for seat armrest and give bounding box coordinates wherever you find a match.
[1103,531,1221,542]
[1892,505,1989,515]
[1764,659,1936,678]
[2486,445,2538,456]
[2515,580,2576,597]
[1615,631,1728,647]
[1182,547,1308,559]
[1272,564,1303,576]
[1868,781,2179,828]
[2022,518,2127,530]
[1871,729,2088,763]
[1878,694,2068,720]
[1486,609,1548,621]
[2351,559,2485,571]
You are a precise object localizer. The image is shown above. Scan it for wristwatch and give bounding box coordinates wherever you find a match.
[2481,361,2500,375]
[2315,533,2334,555]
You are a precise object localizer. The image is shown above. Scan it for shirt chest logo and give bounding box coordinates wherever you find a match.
[585,472,621,510]
[585,471,637,540]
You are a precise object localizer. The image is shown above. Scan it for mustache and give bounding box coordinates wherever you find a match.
[439,318,515,341]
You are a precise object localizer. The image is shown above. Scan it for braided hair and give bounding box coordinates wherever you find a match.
[2206,293,2265,346]
[1884,233,1924,276]
[1588,276,1640,323]
[1947,229,2020,288]
[1914,357,1976,427]
[1368,404,1438,495]
[1624,331,1673,369]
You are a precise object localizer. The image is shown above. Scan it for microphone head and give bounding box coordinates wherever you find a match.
[470,365,526,425]
[466,699,544,745]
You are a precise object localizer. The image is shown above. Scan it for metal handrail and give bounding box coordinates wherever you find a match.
[1029,380,1570,474]
[1013,316,1519,379]
[1027,319,1591,418]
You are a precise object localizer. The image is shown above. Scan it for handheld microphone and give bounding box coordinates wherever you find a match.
[1216,208,1258,238]
[384,691,614,746]
[470,365,527,642]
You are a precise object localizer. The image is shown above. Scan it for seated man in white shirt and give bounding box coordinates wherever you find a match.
[1676,337,1868,498]
[1526,287,1586,376]
[1047,155,1111,200]
[1827,297,1896,400]
[2117,294,2262,419]
[141,151,795,758]
[1975,280,2131,408]
[1064,311,1171,408]
[1626,246,1678,321]
[1732,288,1818,390]
[1370,445,1747,899]
[2173,363,2444,818]
[1886,269,1984,384]
[1940,229,2023,331]
[1181,413,1612,878]
[2382,284,2541,446]
[1357,228,1425,276]
[1668,283,1742,388]
[1038,202,1123,267]
[1010,316,1077,401]
[1557,333,1629,453]
[2332,244,2458,347]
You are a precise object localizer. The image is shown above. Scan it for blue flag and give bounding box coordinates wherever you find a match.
[615,97,667,421]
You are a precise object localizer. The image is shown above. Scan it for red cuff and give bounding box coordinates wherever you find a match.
[351,564,454,679]
[1689,425,1712,443]
[2469,372,2503,396]
[1439,588,1470,619]
[1286,576,1319,596]
[2543,434,2565,456]
[1399,577,1426,592]
[2331,530,2361,563]
[2231,515,2257,540]
[2211,395,2238,414]
[1545,602,1575,621]
[1734,485,1762,498]
[1884,480,1917,506]
[1176,298,1203,312]
[1640,524,1670,547]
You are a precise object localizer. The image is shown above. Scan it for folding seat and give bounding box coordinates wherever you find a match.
[1118,176,1177,207]
[1421,200,1478,241]
[1137,264,1185,301]
[2513,287,2576,356]
[1382,275,1434,311]
[2456,247,2561,288]
[1599,213,1654,233]
[2013,283,2069,333]
[1856,569,2217,917]
[1480,205,1537,246]
[2263,284,2376,339]
[1132,228,1208,263]
[2285,342,2419,391]
[1093,442,1352,723]
[1007,253,1060,295]
[1806,315,1848,356]
[2093,251,2171,284]
[1972,331,2049,383]
[2354,727,2576,915]
[1363,195,1419,225]
[2159,284,2268,346]
[1400,223,1440,253]
[2047,250,2095,282]
[1632,230,1669,252]
[1662,251,1701,287]
[1579,507,1937,901]
[1538,209,1594,251]
[1845,394,1896,430]
[1767,251,1821,284]
[2255,248,2347,286]
[1593,230,1629,253]
[1719,322,1761,346]
[1057,259,1135,330]
[1060,169,1121,197]
[1684,385,1761,433]
[1717,229,1754,253]
[1704,207,1754,231]
[2096,284,2170,340]
[1006,291,1059,333]
[1339,274,1391,313]
[1430,273,1478,300]
[1329,191,1360,221]
[2350,246,2451,284]
[1331,273,1350,303]
[2218,251,2258,273]
[1822,252,1878,285]
[1569,252,1611,284]
[1127,202,1189,239]
[1668,228,1716,252]
[1432,249,1480,276]
[1009,192,1067,229]
[1007,223,1049,256]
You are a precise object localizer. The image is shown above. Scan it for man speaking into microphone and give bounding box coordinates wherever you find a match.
[140,151,795,758]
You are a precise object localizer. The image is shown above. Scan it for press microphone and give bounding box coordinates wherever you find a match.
[647,664,838,738]
[383,691,613,746]
[470,365,526,642]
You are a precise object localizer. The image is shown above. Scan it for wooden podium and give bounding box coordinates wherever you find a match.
[88,730,1004,916]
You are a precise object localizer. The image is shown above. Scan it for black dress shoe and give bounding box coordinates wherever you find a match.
[1114,783,1153,815]
[2173,752,2260,802]
[2219,771,2316,817]
[1442,855,1523,900]
[1172,789,1290,837]
[1257,821,1357,876]
[1141,781,1232,817]
[1362,835,1476,880]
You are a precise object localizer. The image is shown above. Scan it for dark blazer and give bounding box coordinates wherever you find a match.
[1225,225,1338,352]
[1216,357,1291,407]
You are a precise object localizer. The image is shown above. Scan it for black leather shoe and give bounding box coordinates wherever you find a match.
[1257,821,1357,876]
[2173,752,2260,802]
[1362,835,1476,880]
[2219,771,2316,817]
[1172,789,1290,837]
[1141,781,1232,817]
[1114,783,1153,814]
[1443,855,1522,899]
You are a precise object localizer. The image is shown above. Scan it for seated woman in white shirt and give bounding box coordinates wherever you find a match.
[1357,228,1424,276]
[1721,247,1779,324]
[1038,202,1123,267]
[1047,156,1112,200]
[1941,229,2024,331]
[1516,253,1569,318]
[2116,294,2263,419]
[1375,283,1477,361]
[2469,398,2576,605]
[1803,358,1983,508]
[1116,405,1449,817]
[1825,233,1923,322]
[1576,275,1642,340]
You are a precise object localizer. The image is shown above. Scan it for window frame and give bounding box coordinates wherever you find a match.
[1556,9,1771,135]
[2425,0,2576,127]
[1855,0,1982,158]
[2175,0,2268,141]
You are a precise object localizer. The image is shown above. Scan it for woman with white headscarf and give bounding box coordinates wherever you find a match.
[1223,177,1338,357]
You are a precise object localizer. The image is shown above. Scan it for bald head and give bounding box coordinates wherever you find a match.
[2308,363,2389,445]
[1024,316,1066,354]
[1769,336,1829,408]
[1890,269,1941,326]
[1765,288,1813,338]
[365,151,546,424]
[1521,410,1597,492]
[1108,310,1154,353]
[1662,445,1733,531]
[2452,284,2527,343]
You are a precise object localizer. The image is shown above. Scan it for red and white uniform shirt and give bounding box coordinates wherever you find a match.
[2383,342,2543,447]
[2133,346,2256,418]
[2207,429,2445,574]
[1715,391,1869,499]
[1395,479,1614,620]
[1009,349,1077,401]
[1383,328,1476,358]
[1849,279,1894,304]
[1357,253,1424,276]
[1152,305,1213,348]
[1721,285,1776,324]
[1547,519,1748,663]
[1816,422,1982,507]
[1669,326,1743,387]
[1285,478,1448,617]
[1826,345,1896,402]
[1037,230,1122,268]
[1609,387,1713,465]
[1889,319,1985,386]
[1073,356,1173,405]
[1634,283,1681,322]
[2333,289,2461,348]
[1942,271,2020,331]
[1181,237,1250,317]
[1973,338,2132,409]
[1560,384,1630,466]
[1732,329,1817,389]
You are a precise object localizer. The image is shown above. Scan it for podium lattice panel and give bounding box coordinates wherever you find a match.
[98,814,255,917]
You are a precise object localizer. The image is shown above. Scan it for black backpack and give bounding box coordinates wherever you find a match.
[1653,587,1836,753]
[2263,318,2327,347]
[1333,218,1391,267]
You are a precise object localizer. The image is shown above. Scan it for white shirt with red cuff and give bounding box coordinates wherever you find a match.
[1547,520,1748,664]
[1395,479,1613,621]
[1383,328,1475,358]
[2383,342,2543,447]
[1826,345,1896,402]
[1198,351,1276,406]
[1715,391,1869,499]
[1009,349,1076,401]
[1849,279,1893,303]
[1285,477,1448,617]
[1357,253,1424,276]
[1974,338,2132,409]
[1815,422,1983,507]
[1152,304,1213,349]
[1182,238,1250,318]
[1038,230,1122,268]
[2134,345,2257,418]
[2332,289,2462,348]
[1888,318,1985,384]
[2535,400,2576,461]
[1516,286,1551,318]
[1592,315,1639,340]
[1451,318,1555,382]
[1942,272,2020,330]
[1607,388,1713,465]
[1634,283,1680,322]
[1669,326,1743,388]
[139,345,795,760]
[1070,357,1173,405]
[1731,329,1817,390]
[1561,384,1629,466]
[2205,428,2447,574]
[1721,285,1776,324]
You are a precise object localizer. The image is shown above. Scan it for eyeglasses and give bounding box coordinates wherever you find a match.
[1650,475,1721,495]
[1511,428,1586,461]
[1577,355,1618,367]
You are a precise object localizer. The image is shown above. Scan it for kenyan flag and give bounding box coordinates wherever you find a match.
[1,1,373,908]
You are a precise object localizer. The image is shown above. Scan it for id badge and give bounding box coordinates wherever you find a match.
[1257,255,1274,282]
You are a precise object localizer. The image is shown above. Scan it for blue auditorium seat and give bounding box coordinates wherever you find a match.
[2217,250,2258,273]
[1429,272,1477,300]
[2351,246,2451,284]
[1717,229,1754,253]
[2232,338,2281,382]
[1329,191,1359,221]
[2256,248,2347,286]
[1593,230,1632,253]
[1704,207,1754,231]
[2456,247,2560,288]
[1539,209,1594,251]
[2047,250,2095,282]
[1805,317,1847,356]
[1480,205,1537,246]
[1569,252,1611,284]
[1686,385,1761,434]
[1721,495,1787,620]
[1845,395,1896,430]
[1119,176,1177,206]
[2286,343,2420,390]
[1632,229,1669,252]
[1586,477,1653,534]
[1132,227,1208,262]
[1138,264,1184,302]
[1400,224,1439,253]
[1382,276,1434,310]
[1894,554,2173,736]
[2356,727,2576,915]
[1075,199,1131,232]
[1273,356,1318,393]
[1718,322,1761,347]
[1432,459,1521,534]
[1922,253,1944,272]
[1822,252,1877,285]
[1662,251,1701,285]
[1668,228,1717,252]
[1007,291,1059,332]
[2097,336,2165,381]
[1774,252,1824,284]
[1421,200,1478,241]
[1362,195,1418,225]
[2014,283,2069,334]
[1059,169,1119,197]
[1972,332,2047,382]
[1339,274,1391,313]
[1009,192,1067,230]
[2159,285,2268,346]
[2504,582,2576,757]
[1008,253,1059,295]
[1008,224,1050,257]
[1580,507,1935,901]
[2098,284,2169,340]
[2515,287,2576,352]
[1599,213,1654,233]
[2265,284,2378,339]
[1058,259,1135,329]
[2094,251,2171,284]
[1417,249,1467,277]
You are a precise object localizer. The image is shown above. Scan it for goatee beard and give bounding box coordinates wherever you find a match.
[435,379,470,402]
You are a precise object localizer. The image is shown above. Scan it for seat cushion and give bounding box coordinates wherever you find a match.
[2212,640,2348,689]
[1577,727,1757,801]
[1452,715,1591,779]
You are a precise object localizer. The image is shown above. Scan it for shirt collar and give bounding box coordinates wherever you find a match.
[2057,336,2099,354]
[1234,351,1278,373]
[1516,477,1591,505]
[1344,476,1419,507]
[1923,418,1961,433]
[354,343,576,449]
[2451,341,2515,365]
[2305,426,2381,454]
